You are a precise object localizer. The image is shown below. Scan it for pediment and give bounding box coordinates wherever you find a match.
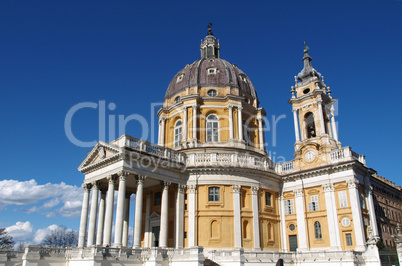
[78,142,121,172]
[149,212,161,220]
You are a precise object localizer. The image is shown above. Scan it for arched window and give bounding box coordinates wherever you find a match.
[268,222,274,241]
[206,114,219,142]
[243,119,251,146]
[314,221,322,239]
[211,220,219,238]
[305,112,316,138]
[174,120,182,147]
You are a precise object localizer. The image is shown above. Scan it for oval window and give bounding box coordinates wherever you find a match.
[174,96,180,103]
[289,224,296,231]
[207,89,217,97]
[303,88,310,94]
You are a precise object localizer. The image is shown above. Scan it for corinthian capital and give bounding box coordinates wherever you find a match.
[188,185,197,193]
[82,183,91,192]
[293,188,303,198]
[232,185,241,193]
[322,183,334,192]
[251,186,259,195]
[347,178,359,189]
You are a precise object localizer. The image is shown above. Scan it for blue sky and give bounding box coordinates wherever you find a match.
[0,0,401,245]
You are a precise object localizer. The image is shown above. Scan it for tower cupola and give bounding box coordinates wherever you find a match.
[297,43,322,84]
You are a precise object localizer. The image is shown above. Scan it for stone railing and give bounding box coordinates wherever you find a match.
[276,160,294,174]
[186,152,275,171]
[330,146,366,165]
[277,147,365,175]
[117,135,186,164]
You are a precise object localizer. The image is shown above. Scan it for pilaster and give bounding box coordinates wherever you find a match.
[347,178,366,251]
[294,188,308,250]
[251,187,260,249]
[323,183,342,250]
[233,185,242,248]
[188,185,197,247]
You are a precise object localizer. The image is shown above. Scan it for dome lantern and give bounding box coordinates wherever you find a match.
[200,23,220,59]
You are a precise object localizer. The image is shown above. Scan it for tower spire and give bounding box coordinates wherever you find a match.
[297,42,321,83]
[200,23,220,59]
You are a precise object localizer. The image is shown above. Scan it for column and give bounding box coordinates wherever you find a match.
[347,178,366,251]
[144,192,151,248]
[87,181,99,246]
[292,108,300,142]
[78,183,91,248]
[317,99,326,135]
[159,117,166,146]
[330,105,338,141]
[294,189,308,250]
[257,117,264,151]
[366,185,379,238]
[113,172,127,247]
[237,106,243,141]
[175,184,185,248]
[103,176,115,246]
[188,185,196,247]
[183,106,188,141]
[251,187,260,249]
[133,176,145,247]
[228,104,234,140]
[323,183,342,250]
[393,225,402,266]
[159,181,170,248]
[279,193,287,251]
[122,192,131,247]
[233,185,242,248]
[96,189,106,246]
[192,104,197,140]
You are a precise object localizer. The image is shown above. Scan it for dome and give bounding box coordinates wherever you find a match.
[165,58,258,100]
[164,30,258,101]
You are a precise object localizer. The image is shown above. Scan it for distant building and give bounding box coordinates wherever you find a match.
[371,174,402,248]
[3,28,401,266]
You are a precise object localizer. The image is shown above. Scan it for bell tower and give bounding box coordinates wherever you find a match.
[289,43,340,167]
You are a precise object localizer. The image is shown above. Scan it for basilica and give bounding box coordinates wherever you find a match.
[12,27,402,266]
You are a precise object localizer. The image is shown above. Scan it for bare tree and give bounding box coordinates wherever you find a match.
[16,242,25,251]
[40,226,78,248]
[0,228,15,250]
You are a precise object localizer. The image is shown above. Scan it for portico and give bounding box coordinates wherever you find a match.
[77,135,187,249]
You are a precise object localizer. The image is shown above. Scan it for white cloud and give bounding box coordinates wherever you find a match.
[33,224,59,244]
[0,179,83,219]
[6,222,78,245]
[6,221,34,243]
[42,198,60,209]
[59,200,82,218]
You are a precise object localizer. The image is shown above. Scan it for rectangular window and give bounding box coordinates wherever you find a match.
[339,191,348,208]
[265,192,272,206]
[284,199,294,215]
[308,195,319,211]
[208,187,220,202]
[346,233,353,246]
[154,192,161,206]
